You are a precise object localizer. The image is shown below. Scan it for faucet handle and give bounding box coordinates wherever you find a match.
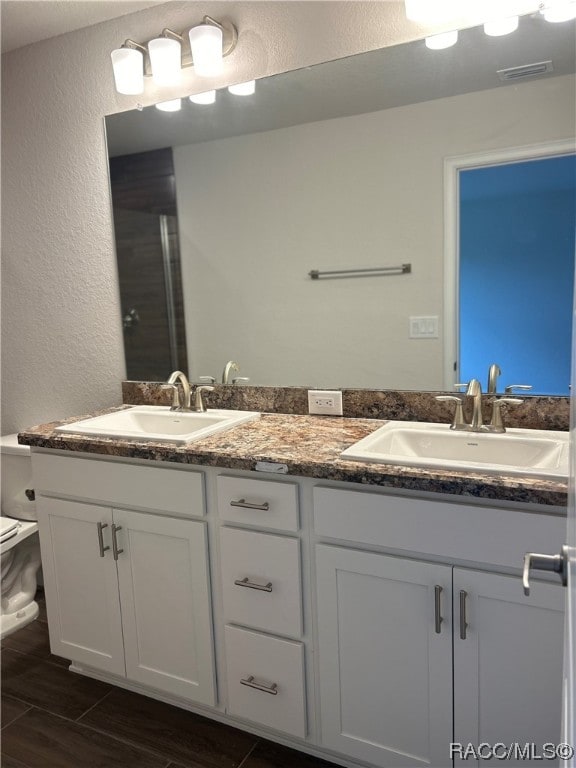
[161,384,180,410]
[193,385,215,413]
[232,377,250,385]
[435,395,467,431]
[489,397,523,432]
[198,376,216,384]
[504,384,532,394]
[454,383,469,391]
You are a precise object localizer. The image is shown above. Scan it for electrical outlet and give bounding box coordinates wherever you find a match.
[308,390,343,416]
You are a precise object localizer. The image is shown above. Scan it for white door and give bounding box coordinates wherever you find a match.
[453,569,565,767]
[37,497,125,675]
[316,545,452,768]
[114,509,216,705]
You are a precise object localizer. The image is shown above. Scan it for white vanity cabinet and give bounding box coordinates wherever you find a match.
[313,487,566,768]
[216,474,307,739]
[32,453,216,707]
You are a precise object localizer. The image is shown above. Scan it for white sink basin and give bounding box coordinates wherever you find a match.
[55,406,260,445]
[340,421,569,480]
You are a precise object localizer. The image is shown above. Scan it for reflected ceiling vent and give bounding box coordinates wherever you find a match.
[497,60,554,80]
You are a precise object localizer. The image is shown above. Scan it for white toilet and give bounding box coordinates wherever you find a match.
[1,434,42,639]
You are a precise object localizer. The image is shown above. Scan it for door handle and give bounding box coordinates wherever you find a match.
[234,577,273,592]
[240,675,278,695]
[111,524,124,561]
[434,585,443,634]
[230,498,270,511]
[522,546,569,596]
[459,590,468,640]
[96,522,110,558]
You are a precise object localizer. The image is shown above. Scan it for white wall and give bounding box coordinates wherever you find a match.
[174,73,575,389]
[1,1,429,433]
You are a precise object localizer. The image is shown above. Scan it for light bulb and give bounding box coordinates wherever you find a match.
[425,30,458,49]
[189,90,216,105]
[111,47,144,95]
[155,99,182,112]
[228,80,256,96]
[188,24,223,77]
[148,37,182,86]
[484,15,519,35]
[542,1,576,21]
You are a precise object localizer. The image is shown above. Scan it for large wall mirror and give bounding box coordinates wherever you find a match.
[105,12,576,395]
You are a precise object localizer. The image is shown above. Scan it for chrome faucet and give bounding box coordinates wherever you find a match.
[487,364,501,394]
[465,379,484,431]
[222,361,239,385]
[166,370,192,411]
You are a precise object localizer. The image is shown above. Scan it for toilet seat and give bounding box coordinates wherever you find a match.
[0,517,20,544]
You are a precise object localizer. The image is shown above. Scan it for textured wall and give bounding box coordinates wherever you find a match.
[1,1,427,434]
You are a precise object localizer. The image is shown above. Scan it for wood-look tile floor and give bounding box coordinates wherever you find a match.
[1,592,339,768]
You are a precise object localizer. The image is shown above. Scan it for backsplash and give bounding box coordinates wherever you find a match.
[122,382,570,432]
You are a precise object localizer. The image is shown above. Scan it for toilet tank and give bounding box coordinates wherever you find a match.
[1,434,37,521]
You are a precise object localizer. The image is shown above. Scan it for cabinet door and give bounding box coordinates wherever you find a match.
[316,545,452,768]
[114,510,216,705]
[454,569,565,767]
[37,497,125,675]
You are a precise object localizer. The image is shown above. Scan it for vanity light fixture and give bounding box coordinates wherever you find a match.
[483,15,519,35]
[111,44,145,95]
[111,16,237,96]
[155,98,182,112]
[189,90,216,105]
[148,33,182,86]
[540,0,576,21]
[228,80,256,95]
[425,30,459,48]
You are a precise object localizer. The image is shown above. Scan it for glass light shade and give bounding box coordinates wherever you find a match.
[148,37,182,86]
[484,15,519,35]
[228,80,256,96]
[425,30,458,49]
[542,1,576,21]
[189,90,216,105]
[188,24,223,77]
[111,47,144,95]
[155,98,182,112]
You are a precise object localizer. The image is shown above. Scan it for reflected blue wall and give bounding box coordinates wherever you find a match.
[459,154,576,395]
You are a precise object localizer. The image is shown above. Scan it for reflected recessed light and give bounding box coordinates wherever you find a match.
[484,15,519,35]
[189,90,216,105]
[155,98,182,112]
[228,80,256,95]
[425,30,458,49]
[541,1,576,21]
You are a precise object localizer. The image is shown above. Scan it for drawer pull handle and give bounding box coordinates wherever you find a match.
[230,498,270,511]
[434,585,443,634]
[234,577,273,592]
[111,524,124,561]
[96,523,110,558]
[240,675,278,695]
[459,590,468,640]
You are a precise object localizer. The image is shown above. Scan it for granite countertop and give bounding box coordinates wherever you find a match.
[18,407,568,508]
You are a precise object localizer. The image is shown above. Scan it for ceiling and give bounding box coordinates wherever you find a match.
[0,0,164,53]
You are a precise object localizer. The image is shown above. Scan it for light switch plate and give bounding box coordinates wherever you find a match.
[409,316,439,338]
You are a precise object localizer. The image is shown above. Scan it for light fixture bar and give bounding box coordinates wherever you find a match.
[114,17,238,81]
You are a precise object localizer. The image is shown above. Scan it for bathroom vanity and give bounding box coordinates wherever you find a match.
[20,409,568,768]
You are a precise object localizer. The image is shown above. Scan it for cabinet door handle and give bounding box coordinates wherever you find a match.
[230,498,270,511]
[240,675,278,695]
[459,590,468,640]
[234,577,273,593]
[434,585,443,634]
[96,523,110,558]
[111,524,124,561]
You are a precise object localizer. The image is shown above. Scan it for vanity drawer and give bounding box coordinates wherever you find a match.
[31,454,204,517]
[220,527,302,638]
[225,625,306,738]
[217,475,299,531]
[314,487,566,571]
